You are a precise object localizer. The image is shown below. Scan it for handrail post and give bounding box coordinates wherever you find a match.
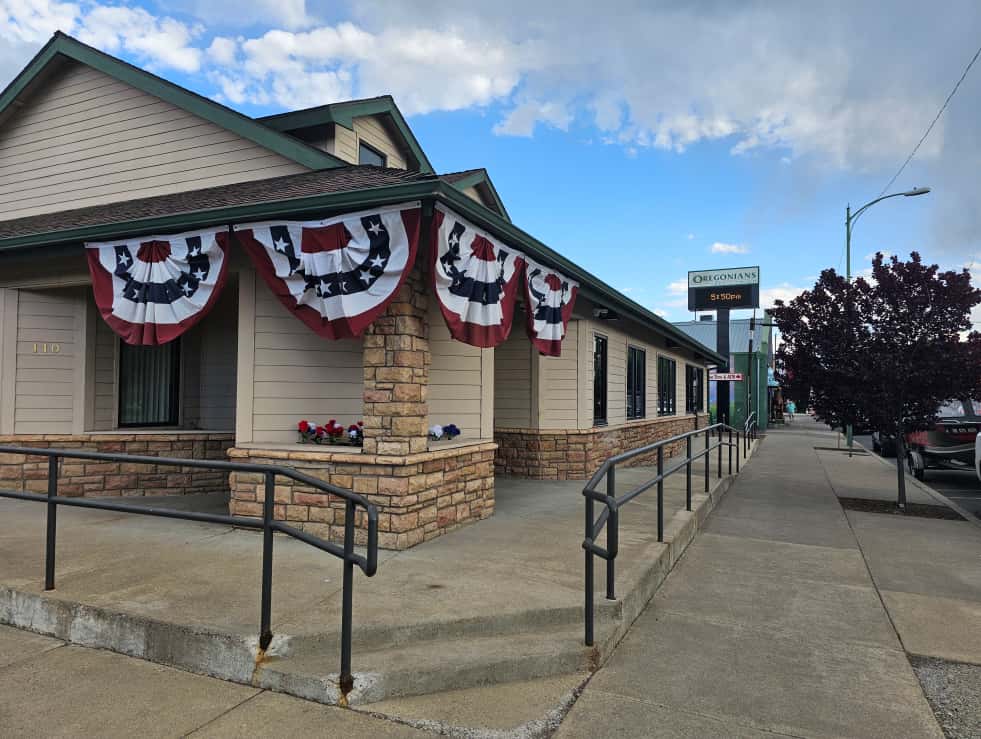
[717,427,722,479]
[584,489,595,646]
[340,499,356,696]
[259,471,275,651]
[606,467,616,601]
[736,432,740,473]
[728,429,733,475]
[704,428,710,492]
[44,455,58,591]
[657,446,664,542]
[685,435,692,511]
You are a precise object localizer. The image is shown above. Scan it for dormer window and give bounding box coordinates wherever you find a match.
[358,141,386,167]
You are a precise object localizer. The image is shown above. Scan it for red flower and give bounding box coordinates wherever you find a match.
[298,420,310,433]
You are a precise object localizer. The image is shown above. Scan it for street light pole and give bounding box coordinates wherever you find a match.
[842,186,930,450]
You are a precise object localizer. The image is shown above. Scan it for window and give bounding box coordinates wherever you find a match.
[118,341,181,427]
[657,356,677,416]
[626,346,646,419]
[685,365,705,413]
[593,335,608,425]
[358,141,387,167]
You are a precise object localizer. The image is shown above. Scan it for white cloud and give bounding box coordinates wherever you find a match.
[667,279,687,295]
[710,242,749,254]
[760,282,808,309]
[653,308,668,318]
[76,6,203,73]
[686,233,695,240]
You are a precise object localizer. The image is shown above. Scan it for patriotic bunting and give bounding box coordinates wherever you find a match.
[234,203,421,340]
[85,229,230,345]
[431,205,524,348]
[522,256,579,356]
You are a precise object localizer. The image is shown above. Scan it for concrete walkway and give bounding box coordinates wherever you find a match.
[557,419,949,738]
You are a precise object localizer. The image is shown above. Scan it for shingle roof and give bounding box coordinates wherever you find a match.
[0,166,429,241]
[673,318,772,355]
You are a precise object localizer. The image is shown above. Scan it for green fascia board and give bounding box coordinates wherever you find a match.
[0,32,345,171]
[446,169,511,222]
[260,96,435,175]
[0,176,721,364]
[433,185,726,365]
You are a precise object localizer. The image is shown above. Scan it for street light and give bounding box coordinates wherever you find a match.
[843,186,931,448]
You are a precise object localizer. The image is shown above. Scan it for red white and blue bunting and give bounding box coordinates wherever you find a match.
[234,203,421,340]
[522,256,579,357]
[431,205,524,348]
[85,229,230,345]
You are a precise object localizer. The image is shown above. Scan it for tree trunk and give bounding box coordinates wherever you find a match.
[895,426,907,511]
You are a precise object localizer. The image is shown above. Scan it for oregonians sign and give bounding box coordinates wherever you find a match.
[687,266,760,311]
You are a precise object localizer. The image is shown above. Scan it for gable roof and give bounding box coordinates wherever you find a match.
[440,168,510,221]
[259,96,434,174]
[0,32,345,171]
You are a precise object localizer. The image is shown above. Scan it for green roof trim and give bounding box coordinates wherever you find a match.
[0,32,345,171]
[0,177,720,363]
[445,169,511,222]
[260,96,434,174]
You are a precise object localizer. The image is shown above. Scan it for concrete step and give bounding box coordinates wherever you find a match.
[256,623,605,706]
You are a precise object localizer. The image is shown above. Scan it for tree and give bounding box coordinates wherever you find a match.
[772,252,981,508]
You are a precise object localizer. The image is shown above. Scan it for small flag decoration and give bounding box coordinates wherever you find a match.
[85,229,230,345]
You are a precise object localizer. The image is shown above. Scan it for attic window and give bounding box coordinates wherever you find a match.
[359,141,386,167]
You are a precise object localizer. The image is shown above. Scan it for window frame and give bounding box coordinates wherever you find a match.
[358,140,387,167]
[593,334,608,426]
[626,345,646,420]
[685,364,705,413]
[657,355,677,417]
[117,339,182,428]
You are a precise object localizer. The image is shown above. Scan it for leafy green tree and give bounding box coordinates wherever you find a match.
[772,252,981,508]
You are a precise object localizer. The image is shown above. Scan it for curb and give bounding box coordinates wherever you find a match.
[852,439,981,532]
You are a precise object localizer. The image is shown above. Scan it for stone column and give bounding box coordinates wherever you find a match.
[361,265,430,456]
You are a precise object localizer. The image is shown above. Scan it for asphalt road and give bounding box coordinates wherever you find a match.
[854,433,981,518]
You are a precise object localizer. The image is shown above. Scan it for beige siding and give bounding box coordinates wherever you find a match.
[198,289,237,430]
[427,299,487,439]
[0,61,307,220]
[493,321,532,427]
[14,288,83,433]
[251,279,362,444]
[352,116,408,169]
[539,320,581,429]
[92,309,117,430]
[331,124,358,164]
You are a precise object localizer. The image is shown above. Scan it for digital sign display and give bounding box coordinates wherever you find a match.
[687,266,760,311]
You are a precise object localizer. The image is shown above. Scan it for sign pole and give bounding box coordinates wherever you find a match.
[717,308,730,426]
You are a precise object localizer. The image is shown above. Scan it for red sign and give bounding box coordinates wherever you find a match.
[710,372,744,381]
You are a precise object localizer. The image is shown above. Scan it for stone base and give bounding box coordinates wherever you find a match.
[494,415,712,479]
[0,433,235,497]
[227,441,496,550]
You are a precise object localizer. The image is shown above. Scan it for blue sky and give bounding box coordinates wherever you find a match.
[1,1,977,324]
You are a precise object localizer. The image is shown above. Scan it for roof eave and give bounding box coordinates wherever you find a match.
[0,33,345,171]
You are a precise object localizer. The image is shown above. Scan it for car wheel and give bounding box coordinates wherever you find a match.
[908,452,925,481]
[872,438,881,453]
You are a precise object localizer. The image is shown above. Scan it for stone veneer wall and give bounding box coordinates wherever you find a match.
[0,433,234,496]
[494,414,712,480]
[227,442,496,550]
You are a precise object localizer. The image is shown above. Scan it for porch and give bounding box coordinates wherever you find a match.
[0,437,753,705]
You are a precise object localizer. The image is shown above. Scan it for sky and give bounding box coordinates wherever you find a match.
[2,0,980,327]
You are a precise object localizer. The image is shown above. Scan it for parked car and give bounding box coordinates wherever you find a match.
[906,399,981,481]
[871,430,897,457]
[976,431,981,484]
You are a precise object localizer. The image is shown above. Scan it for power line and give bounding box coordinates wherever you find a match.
[877,42,981,197]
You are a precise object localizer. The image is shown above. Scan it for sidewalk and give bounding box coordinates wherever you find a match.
[557,418,960,738]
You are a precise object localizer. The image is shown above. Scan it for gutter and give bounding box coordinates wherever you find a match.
[0,178,723,364]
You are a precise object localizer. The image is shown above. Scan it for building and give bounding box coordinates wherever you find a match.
[0,33,721,549]
[673,316,773,430]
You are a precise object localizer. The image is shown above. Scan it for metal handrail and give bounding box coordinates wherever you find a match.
[581,422,746,646]
[744,412,759,455]
[0,445,378,697]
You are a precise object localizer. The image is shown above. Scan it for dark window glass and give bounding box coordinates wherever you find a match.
[685,365,705,413]
[593,335,608,425]
[358,141,386,167]
[658,356,677,416]
[118,341,180,427]
[627,346,646,419]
